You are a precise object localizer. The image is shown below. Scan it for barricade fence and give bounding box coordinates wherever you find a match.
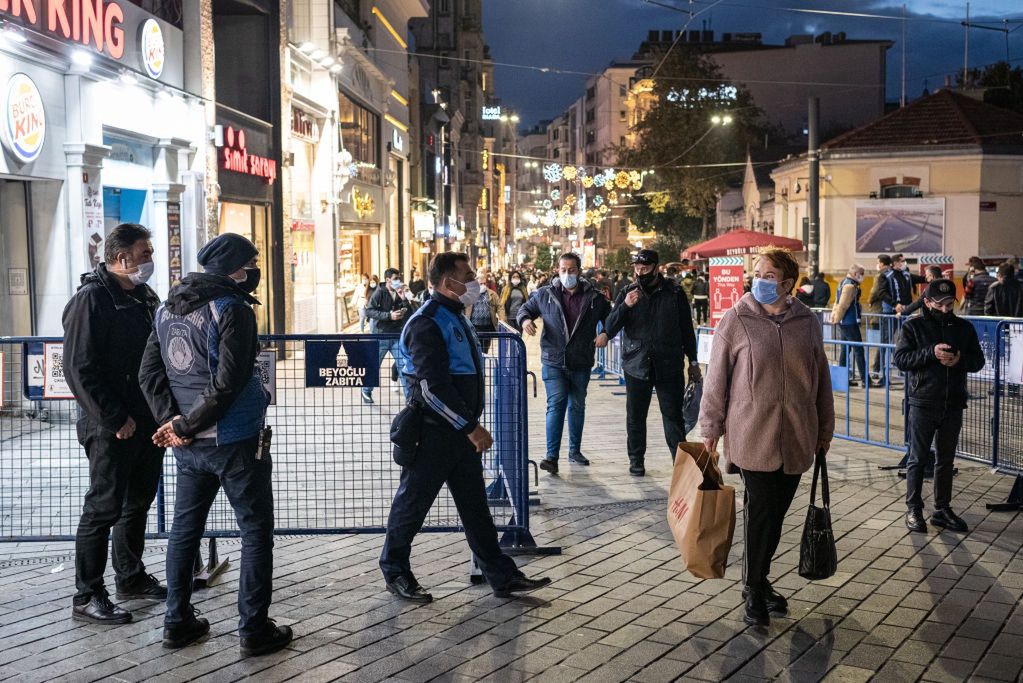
[0,332,541,544]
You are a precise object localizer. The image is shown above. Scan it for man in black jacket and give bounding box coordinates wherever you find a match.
[605,249,700,476]
[984,263,1023,317]
[62,223,165,625]
[362,267,413,404]
[140,233,290,655]
[894,279,985,534]
[810,271,831,308]
[517,253,611,474]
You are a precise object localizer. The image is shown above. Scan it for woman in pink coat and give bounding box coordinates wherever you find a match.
[699,247,835,627]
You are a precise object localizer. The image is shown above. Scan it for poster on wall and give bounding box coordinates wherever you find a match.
[84,178,105,268]
[167,202,182,286]
[709,257,744,327]
[854,198,945,255]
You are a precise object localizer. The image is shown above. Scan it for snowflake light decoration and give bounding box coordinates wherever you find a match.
[593,195,604,207]
[615,171,631,189]
[565,193,576,206]
[543,163,563,182]
[562,165,577,181]
[581,176,594,188]
[542,199,552,209]
[608,190,619,205]
[550,189,561,201]
[604,178,615,191]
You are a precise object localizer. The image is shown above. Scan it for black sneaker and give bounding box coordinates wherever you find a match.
[568,452,590,466]
[163,615,210,649]
[930,508,968,533]
[116,573,168,601]
[743,587,770,627]
[71,594,132,624]
[905,509,927,533]
[742,581,788,614]
[539,458,559,475]
[240,619,294,657]
[629,461,645,477]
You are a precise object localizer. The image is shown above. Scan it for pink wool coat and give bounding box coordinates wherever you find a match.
[699,294,835,475]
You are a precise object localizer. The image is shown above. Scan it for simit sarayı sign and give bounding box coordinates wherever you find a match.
[3,73,45,164]
[219,126,277,185]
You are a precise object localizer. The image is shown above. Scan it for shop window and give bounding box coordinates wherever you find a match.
[339,91,380,168]
[881,184,921,198]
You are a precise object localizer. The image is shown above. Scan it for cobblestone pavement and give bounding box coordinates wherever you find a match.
[0,334,1021,682]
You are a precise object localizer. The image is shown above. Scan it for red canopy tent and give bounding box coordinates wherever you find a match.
[682,229,803,260]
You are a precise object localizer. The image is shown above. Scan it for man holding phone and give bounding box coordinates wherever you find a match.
[894,279,985,534]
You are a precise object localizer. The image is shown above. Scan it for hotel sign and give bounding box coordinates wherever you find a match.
[481,106,501,121]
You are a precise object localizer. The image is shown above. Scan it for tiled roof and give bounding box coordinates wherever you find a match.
[824,89,1023,151]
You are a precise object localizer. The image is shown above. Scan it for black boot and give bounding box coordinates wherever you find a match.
[629,458,645,476]
[930,508,968,532]
[240,620,293,656]
[71,595,132,624]
[743,587,770,627]
[905,509,927,533]
[163,617,211,649]
[742,581,788,614]
[116,573,168,601]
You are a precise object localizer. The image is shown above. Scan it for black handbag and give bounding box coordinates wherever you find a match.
[799,450,838,580]
[389,401,424,467]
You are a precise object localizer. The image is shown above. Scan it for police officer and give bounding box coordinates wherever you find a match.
[380,252,551,602]
[139,233,291,655]
[604,249,700,476]
[894,279,985,534]
[63,223,166,624]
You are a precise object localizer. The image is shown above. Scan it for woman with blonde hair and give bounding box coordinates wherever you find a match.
[699,247,835,627]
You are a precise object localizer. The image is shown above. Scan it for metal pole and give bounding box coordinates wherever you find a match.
[964,2,970,87]
[808,97,820,277]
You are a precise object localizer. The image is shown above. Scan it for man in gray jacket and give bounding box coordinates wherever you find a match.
[518,253,611,474]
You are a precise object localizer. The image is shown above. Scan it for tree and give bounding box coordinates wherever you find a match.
[625,192,703,246]
[648,235,686,266]
[620,47,773,240]
[959,61,1023,114]
[603,247,633,272]
[533,244,554,272]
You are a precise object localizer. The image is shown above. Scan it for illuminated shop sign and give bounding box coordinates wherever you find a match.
[1,0,128,59]
[2,73,45,164]
[218,126,277,184]
[481,106,501,121]
[139,18,164,78]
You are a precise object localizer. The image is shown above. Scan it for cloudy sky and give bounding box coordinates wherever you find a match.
[483,0,1023,128]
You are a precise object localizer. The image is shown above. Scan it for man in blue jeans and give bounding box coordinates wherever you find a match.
[518,253,611,474]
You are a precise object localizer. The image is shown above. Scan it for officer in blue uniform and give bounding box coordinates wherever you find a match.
[139,233,291,656]
[380,252,551,603]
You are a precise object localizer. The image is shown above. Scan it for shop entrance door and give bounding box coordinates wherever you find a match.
[0,180,35,336]
[219,201,273,335]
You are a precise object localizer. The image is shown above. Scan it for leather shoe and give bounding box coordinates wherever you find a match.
[930,508,968,533]
[71,595,132,624]
[742,582,788,614]
[568,452,590,465]
[743,587,770,626]
[493,574,552,598]
[386,575,433,603]
[116,573,168,601]
[905,509,927,533]
[240,619,293,656]
[539,458,559,475]
[629,460,645,476]
[163,617,210,649]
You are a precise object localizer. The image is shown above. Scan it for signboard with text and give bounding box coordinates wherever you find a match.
[709,256,744,327]
[257,351,277,405]
[24,342,73,400]
[304,340,380,388]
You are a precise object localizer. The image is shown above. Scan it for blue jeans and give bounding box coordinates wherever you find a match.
[164,436,274,637]
[542,365,590,461]
[364,339,407,397]
[838,323,867,382]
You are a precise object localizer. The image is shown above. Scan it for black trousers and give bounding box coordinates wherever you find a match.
[693,300,709,326]
[74,418,164,603]
[740,467,801,590]
[624,368,686,464]
[380,424,518,588]
[906,406,962,512]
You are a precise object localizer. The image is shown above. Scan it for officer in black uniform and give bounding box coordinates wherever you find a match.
[380,252,551,603]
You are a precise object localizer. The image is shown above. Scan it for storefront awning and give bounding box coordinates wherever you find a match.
[683,229,803,259]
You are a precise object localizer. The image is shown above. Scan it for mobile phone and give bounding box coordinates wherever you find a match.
[941,343,958,354]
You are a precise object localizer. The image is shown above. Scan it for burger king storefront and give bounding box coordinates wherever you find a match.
[0,0,205,336]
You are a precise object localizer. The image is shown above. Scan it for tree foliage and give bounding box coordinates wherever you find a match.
[603,247,633,272]
[533,244,554,272]
[958,61,1023,114]
[620,47,773,242]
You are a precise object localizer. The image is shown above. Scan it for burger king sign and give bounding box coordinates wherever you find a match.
[139,19,165,79]
[3,74,45,165]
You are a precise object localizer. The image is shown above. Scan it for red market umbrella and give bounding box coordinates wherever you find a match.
[682,229,803,260]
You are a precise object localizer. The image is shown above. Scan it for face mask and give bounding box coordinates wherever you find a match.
[638,271,657,287]
[232,267,261,293]
[455,278,482,307]
[370,282,378,289]
[511,278,521,286]
[122,258,155,286]
[560,273,578,289]
[926,305,953,323]
[751,277,782,305]
[404,291,415,302]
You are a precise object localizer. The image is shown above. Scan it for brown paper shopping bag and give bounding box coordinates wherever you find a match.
[666,442,736,579]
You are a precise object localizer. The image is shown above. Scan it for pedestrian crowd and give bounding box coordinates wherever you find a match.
[58,222,1009,653]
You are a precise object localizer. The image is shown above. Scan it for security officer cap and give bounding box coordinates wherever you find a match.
[923,278,956,303]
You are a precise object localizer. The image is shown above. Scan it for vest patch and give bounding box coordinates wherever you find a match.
[167,323,195,374]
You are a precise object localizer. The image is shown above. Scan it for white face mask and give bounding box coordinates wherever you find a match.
[122,258,155,285]
[455,278,482,307]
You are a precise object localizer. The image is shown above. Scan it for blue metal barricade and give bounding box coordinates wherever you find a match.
[0,332,552,547]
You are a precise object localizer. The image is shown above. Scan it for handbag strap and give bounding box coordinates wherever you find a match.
[809,449,830,508]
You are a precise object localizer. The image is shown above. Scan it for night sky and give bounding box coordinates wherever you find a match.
[483,0,1022,130]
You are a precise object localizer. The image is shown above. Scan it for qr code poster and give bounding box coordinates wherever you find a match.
[43,343,74,399]
[257,351,277,405]
[1007,327,1023,385]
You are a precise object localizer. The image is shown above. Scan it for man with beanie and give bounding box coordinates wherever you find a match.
[139,233,291,655]
[605,249,700,476]
[894,279,985,534]
[64,223,166,624]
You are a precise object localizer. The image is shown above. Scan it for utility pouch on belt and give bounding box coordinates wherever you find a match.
[390,402,424,467]
[255,427,273,462]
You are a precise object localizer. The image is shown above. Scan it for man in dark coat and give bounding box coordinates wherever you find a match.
[984,263,1023,317]
[604,249,700,476]
[362,267,414,403]
[810,271,831,308]
[63,223,166,624]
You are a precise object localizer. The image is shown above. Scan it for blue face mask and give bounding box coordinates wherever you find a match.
[751,277,782,305]
[560,273,578,289]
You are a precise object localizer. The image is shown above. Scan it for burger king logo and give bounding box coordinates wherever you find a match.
[140,19,165,79]
[3,74,45,165]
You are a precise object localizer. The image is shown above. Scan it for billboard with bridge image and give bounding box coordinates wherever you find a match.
[854,198,945,255]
